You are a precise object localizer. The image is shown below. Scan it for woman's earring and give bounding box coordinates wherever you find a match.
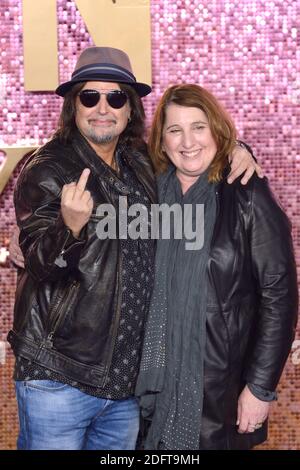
[128,116,131,123]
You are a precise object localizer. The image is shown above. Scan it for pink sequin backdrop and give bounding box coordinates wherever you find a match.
[0,0,299,450]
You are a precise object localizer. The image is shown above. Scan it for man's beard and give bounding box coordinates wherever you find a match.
[85,128,117,145]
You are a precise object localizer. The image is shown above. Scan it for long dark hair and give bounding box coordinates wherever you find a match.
[54,82,146,150]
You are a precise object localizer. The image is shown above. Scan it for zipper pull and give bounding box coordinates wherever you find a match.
[45,332,54,348]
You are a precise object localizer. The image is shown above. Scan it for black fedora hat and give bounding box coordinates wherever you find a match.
[55,46,152,97]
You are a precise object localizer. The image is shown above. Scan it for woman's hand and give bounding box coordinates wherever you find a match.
[236,384,270,433]
[227,145,264,185]
[9,225,24,268]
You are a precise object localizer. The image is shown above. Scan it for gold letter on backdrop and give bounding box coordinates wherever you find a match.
[23,0,58,91]
[74,0,151,86]
[23,0,151,91]
[0,147,37,195]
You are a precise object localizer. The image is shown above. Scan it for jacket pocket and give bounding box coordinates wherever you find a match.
[222,299,255,371]
[205,306,231,377]
[46,280,80,345]
[23,380,68,391]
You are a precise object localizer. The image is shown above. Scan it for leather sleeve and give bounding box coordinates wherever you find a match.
[247,382,277,402]
[14,159,86,282]
[235,140,257,163]
[244,176,298,390]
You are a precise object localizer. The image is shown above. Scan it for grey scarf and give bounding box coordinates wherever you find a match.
[136,166,216,450]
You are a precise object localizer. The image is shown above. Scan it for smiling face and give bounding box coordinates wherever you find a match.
[162,103,218,186]
[75,81,131,155]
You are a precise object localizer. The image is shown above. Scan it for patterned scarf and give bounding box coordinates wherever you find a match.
[136,166,217,450]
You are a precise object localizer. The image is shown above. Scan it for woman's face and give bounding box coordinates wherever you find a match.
[162,104,217,179]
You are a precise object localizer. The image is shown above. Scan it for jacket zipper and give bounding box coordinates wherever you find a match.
[45,280,79,348]
[57,229,78,258]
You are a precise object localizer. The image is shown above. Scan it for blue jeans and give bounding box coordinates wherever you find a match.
[15,380,140,450]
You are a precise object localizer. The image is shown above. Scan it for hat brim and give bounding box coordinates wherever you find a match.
[55,77,151,98]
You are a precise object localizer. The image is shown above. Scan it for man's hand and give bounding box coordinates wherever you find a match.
[9,225,24,268]
[236,384,270,434]
[227,145,264,185]
[61,168,93,238]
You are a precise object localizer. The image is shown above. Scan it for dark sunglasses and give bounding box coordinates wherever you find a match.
[78,89,128,109]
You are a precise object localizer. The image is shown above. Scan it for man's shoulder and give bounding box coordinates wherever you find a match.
[24,137,74,172]
[126,142,155,175]
[128,142,150,163]
[35,136,72,160]
[17,137,75,191]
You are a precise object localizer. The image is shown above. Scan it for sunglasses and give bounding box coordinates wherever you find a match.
[78,89,128,109]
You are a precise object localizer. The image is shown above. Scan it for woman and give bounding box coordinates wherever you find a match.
[135,84,298,450]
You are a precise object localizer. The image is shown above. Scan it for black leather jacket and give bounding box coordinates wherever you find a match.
[137,172,298,450]
[200,174,298,449]
[8,131,156,387]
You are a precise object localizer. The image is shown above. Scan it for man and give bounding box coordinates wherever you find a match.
[8,47,261,450]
